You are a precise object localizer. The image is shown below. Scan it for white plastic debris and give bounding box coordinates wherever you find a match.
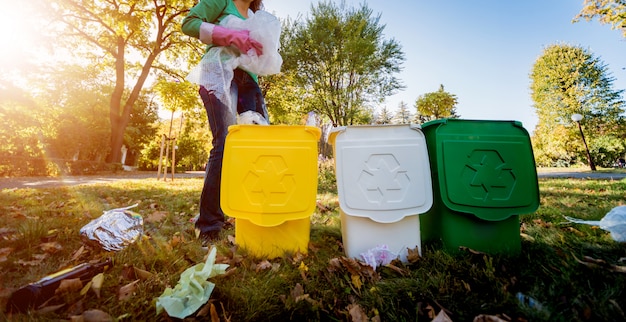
[565,205,626,242]
[360,245,397,270]
[237,110,269,125]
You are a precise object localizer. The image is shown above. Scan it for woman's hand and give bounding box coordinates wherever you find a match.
[212,25,263,55]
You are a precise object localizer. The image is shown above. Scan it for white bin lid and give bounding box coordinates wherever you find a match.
[329,124,433,223]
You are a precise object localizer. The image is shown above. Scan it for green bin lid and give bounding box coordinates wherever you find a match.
[422,119,539,221]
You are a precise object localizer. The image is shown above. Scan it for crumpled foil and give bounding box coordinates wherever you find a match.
[80,204,143,251]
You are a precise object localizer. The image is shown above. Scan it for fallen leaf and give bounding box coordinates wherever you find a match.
[40,242,63,254]
[73,308,113,322]
[227,235,236,245]
[70,245,86,261]
[210,302,220,322]
[145,211,167,223]
[118,280,139,301]
[351,275,362,290]
[290,283,305,301]
[35,303,66,315]
[384,263,407,276]
[256,260,272,272]
[459,246,484,255]
[196,302,211,317]
[473,314,508,322]
[56,278,83,295]
[80,280,92,296]
[432,309,453,322]
[407,247,421,264]
[0,247,13,262]
[169,234,182,247]
[347,303,368,322]
[91,273,104,298]
[134,267,154,280]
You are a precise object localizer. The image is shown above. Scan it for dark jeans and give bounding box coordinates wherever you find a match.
[196,69,268,235]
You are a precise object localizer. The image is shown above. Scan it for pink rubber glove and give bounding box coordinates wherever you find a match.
[212,25,263,56]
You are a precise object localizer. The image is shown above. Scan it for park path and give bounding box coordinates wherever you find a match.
[0,171,205,190]
[0,170,624,190]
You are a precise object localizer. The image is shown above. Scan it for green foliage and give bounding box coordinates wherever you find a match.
[280,1,405,126]
[589,135,626,168]
[261,71,308,125]
[317,158,337,195]
[575,0,626,37]
[414,84,459,122]
[530,43,626,167]
[43,0,199,163]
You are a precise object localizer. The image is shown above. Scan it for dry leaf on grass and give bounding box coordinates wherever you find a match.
[35,303,65,315]
[210,302,220,322]
[56,278,83,295]
[91,273,104,298]
[347,303,368,322]
[40,242,63,254]
[70,245,86,261]
[473,314,509,322]
[118,280,139,301]
[169,233,183,247]
[70,308,113,322]
[17,255,47,266]
[0,247,13,262]
[407,247,421,264]
[432,309,453,322]
[145,211,167,223]
[256,260,272,272]
[134,266,154,280]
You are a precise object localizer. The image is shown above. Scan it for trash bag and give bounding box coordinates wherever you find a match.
[565,205,626,242]
[237,110,269,125]
[186,10,282,124]
[79,204,143,251]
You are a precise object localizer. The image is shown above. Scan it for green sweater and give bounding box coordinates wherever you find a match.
[181,0,258,82]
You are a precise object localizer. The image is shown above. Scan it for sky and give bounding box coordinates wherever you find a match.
[264,0,626,133]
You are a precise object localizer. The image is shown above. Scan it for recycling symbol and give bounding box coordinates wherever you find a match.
[357,154,410,204]
[242,156,295,206]
[461,150,515,201]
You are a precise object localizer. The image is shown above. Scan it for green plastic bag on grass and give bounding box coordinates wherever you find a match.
[155,247,229,319]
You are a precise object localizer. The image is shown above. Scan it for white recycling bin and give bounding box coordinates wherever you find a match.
[329,124,433,262]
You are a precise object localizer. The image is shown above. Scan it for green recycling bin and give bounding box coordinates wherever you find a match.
[420,119,539,254]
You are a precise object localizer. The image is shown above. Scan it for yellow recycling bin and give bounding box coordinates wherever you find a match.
[221,125,321,258]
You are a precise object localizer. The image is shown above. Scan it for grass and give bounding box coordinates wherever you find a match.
[0,167,625,321]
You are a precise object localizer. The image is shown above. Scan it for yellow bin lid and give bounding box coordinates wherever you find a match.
[221,125,321,227]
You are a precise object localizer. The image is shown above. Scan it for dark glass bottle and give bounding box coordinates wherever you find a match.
[6,258,113,313]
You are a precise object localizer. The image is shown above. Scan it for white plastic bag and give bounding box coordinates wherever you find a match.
[360,245,397,270]
[186,10,282,121]
[237,111,269,125]
[565,205,626,242]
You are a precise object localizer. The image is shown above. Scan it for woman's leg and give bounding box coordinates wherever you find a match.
[195,86,234,240]
[233,69,268,121]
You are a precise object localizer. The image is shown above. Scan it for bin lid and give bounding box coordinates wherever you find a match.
[422,119,539,221]
[330,124,433,223]
[221,125,321,226]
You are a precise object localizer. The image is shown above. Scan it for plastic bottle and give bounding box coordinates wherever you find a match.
[6,258,113,313]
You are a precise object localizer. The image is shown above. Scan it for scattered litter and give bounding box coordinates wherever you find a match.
[79,204,143,251]
[156,247,229,319]
[360,245,397,270]
[565,205,626,242]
